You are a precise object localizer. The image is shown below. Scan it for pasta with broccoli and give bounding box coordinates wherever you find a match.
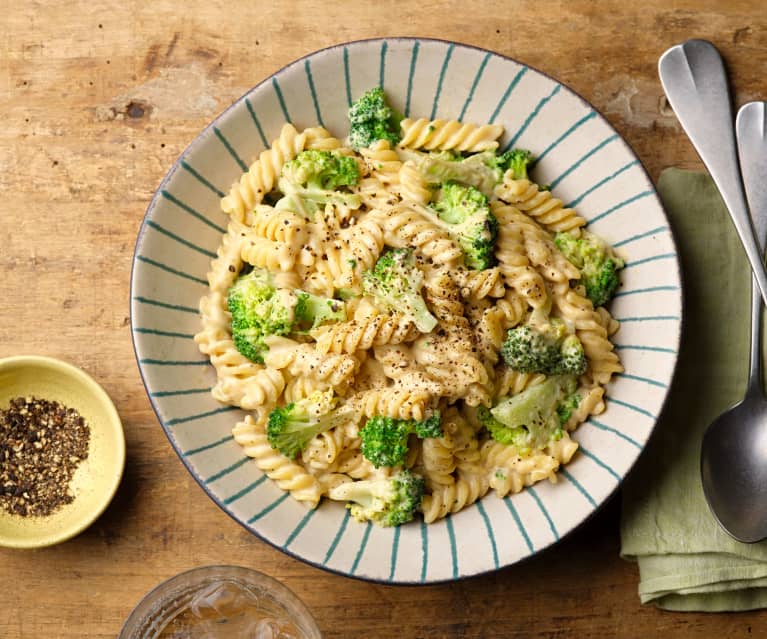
[195,87,625,527]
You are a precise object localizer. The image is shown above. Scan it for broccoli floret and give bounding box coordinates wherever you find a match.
[480,376,578,452]
[430,182,498,270]
[266,390,357,459]
[495,148,534,180]
[360,413,442,468]
[328,470,425,527]
[500,318,586,376]
[477,406,535,454]
[413,150,501,197]
[277,149,361,217]
[556,391,581,426]
[227,268,296,363]
[283,149,359,190]
[293,291,345,330]
[227,268,344,362]
[558,335,587,375]
[554,231,624,307]
[362,248,438,333]
[348,87,401,150]
[406,148,535,197]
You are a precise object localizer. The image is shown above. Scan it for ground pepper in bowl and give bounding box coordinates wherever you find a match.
[0,396,90,517]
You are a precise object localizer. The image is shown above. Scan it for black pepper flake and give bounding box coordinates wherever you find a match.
[0,397,90,517]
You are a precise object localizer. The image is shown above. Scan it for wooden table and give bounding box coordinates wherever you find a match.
[2,1,766,636]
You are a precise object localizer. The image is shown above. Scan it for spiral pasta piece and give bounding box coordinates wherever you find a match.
[482,433,577,498]
[282,374,329,404]
[334,446,389,480]
[211,366,286,413]
[551,281,623,384]
[413,337,488,398]
[494,368,547,400]
[446,409,483,474]
[250,205,308,246]
[371,204,463,266]
[494,291,528,328]
[495,175,587,235]
[596,306,621,336]
[547,432,580,464]
[301,238,351,293]
[311,313,419,354]
[351,371,441,421]
[301,426,348,471]
[373,344,418,381]
[263,338,360,390]
[454,267,506,300]
[474,306,507,364]
[421,432,457,488]
[493,211,549,308]
[234,221,302,272]
[421,470,489,523]
[422,269,469,332]
[415,271,489,401]
[301,210,384,293]
[398,160,432,205]
[233,415,322,507]
[206,226,244,294]
[339,214,386,279]
[352,387,431,421]
[221,124,309,224]
[359,139,402,185]
[303,127,343,151]
[399,118,503,152]
[564,384,606,430]
[493,202,580,283]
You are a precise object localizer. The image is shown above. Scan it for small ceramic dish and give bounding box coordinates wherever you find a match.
[0,355,125,548]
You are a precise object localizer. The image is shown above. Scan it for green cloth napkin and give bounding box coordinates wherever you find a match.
[620,167,767,611]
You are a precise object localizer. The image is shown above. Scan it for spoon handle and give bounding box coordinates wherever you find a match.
[737,102,767,395]
[659,40,767,307]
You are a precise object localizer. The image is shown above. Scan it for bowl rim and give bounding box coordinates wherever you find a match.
[130,36,684,583]
[0,354,126,549]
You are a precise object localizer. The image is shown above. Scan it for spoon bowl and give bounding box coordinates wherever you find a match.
[701,390,767,542]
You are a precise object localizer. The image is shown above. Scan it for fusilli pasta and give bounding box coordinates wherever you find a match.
[196,99,624,528]
[399,118,504,152]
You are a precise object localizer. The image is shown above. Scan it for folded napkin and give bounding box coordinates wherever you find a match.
[620,167,767,611]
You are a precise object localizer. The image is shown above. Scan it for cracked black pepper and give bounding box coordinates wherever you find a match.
[0,396,90,517]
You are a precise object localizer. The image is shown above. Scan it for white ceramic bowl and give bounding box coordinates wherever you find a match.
[131,38,682,583]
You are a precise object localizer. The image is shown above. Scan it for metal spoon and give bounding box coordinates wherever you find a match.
[659,40,767,307]
[700,102,767,542]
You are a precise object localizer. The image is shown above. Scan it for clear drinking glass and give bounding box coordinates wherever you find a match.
[119,565,322,639]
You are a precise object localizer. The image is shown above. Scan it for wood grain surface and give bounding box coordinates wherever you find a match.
[2,1,767,637]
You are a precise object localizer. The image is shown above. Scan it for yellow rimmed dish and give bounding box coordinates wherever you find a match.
[0,355,125,548]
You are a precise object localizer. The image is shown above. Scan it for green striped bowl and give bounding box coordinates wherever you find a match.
[130,38,681,583]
